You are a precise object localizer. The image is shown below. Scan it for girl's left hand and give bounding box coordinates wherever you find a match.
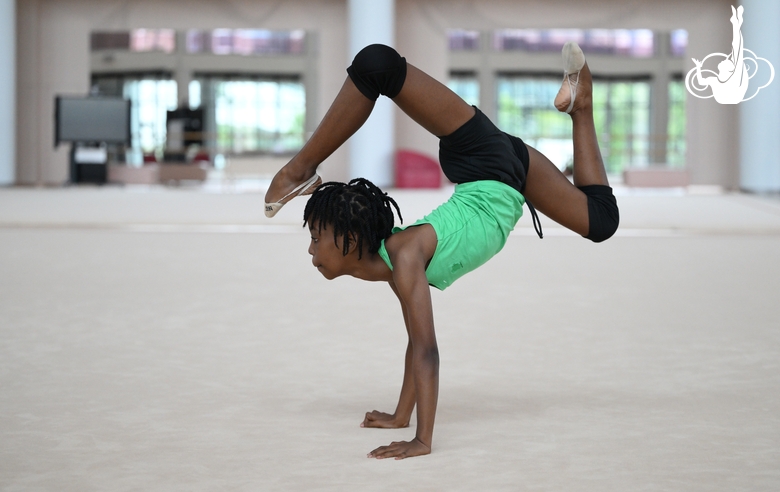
[361,410,409,429]
[367,438,430,460]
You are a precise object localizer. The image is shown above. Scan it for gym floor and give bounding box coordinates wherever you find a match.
[1,185,779,491]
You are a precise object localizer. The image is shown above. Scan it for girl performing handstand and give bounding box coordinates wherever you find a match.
[264,42,619,459]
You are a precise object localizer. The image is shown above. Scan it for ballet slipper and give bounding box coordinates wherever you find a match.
[264,173,322,218]
[555,41,586,114]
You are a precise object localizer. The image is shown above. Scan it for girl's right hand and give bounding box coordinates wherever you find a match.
[361,410,409,429]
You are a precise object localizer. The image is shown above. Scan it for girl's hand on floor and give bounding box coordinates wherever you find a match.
[361,410,409,429]
[367,438,430,460]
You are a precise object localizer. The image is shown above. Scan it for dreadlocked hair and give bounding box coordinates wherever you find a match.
[303,178,403,260]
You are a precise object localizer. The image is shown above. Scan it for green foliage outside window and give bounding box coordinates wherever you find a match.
[211,79,306,154]
[496,76,654,174]
[447,75,480,107]
[592,80,651,173]
[667,80,687,168]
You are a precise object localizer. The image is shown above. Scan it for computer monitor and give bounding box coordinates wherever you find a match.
[55,96,131,146]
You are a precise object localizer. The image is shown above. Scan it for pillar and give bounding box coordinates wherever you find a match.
[0,0,15,185]
[740,0,780,193]
[348,0,395,187]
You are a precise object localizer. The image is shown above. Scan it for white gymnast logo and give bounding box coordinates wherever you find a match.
[685,5,774,104]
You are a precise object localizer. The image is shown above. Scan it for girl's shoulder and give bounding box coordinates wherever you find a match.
[381,223,437,269]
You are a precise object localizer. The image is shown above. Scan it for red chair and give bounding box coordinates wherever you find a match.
[192,151,210,164]
[395,150,441,188]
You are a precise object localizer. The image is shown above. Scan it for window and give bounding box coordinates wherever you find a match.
[667,77,687,167]
[447,29,481,51]
[496,75,651,174]
[670,30,688,57]
[448,72,480,106]
[497,76,574,171]
[592,78,651,172]
[186,29,305,55]
[453,28,684,172]
[90,28,311,162]
[91,29,176,53]
[196,76,305,155]
[91,74,177,158]
[124,79,178,154]
[90,32,130,51]
[130,29,176,53]
[493,29,655,58]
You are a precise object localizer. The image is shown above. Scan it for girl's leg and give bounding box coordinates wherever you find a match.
[522,61,613,238]
[265,47,474,206]
[264,78,373,205]
[391,64,475,137]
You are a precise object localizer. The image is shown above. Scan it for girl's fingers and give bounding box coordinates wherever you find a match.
[368,444,396,458]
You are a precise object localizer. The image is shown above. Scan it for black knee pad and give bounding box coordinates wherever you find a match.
[347,44,407,101]
[580,185,619,243]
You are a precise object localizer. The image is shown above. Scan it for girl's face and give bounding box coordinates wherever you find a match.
[308,222,352,280]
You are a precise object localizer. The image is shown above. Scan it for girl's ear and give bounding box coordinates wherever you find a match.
[345,232,360,255]
[334,232,360,255]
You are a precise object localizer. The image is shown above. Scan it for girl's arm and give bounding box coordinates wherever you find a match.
[367,228,439,459]
[361,282,415,428]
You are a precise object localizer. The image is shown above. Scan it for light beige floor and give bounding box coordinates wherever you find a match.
[1,186,779,491]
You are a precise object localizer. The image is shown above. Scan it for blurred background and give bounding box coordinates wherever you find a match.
[2,0,777,192]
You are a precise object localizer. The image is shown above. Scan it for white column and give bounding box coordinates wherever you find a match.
[740,0,780,193]
[0,0,15,185]
[348,0,395,187]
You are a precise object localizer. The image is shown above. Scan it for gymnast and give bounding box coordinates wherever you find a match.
[263,42,619,459]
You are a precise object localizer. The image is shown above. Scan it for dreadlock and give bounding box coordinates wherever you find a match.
[303,178,403,259]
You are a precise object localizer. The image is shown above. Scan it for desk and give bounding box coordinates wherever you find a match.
[158,163,209,184]
[108,163,209,185]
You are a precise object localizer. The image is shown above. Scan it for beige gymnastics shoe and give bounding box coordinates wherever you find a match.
[554,41,586,114]
[264,173,322,218]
